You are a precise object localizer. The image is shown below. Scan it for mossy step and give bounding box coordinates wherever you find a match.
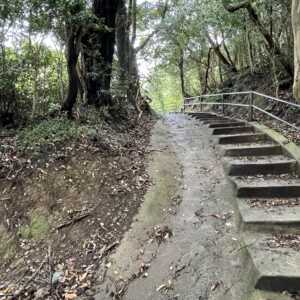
[202,117,236,124]
[242,232,300,293]
[248,290,294,300]
[224,157,297,176]
[212,126,254,135]
[238,199,300,233]
[198,118,230,123]
[231,177,300,198]
[221,144,282,157]
[218,133,269,145]
[209,121,246,128]
[188,112,217,117]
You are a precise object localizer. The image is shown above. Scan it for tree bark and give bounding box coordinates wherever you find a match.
[292,0,300,101]
[246,27,254,73]
[61,28,80,117]
[128,0,141,107]
[178,48,187,97]
[206,32,237,73]
[116,0,130,95]
[204,48,212,94]
[83,0,119,107]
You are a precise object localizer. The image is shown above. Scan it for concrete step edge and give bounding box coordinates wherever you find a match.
[224,160,297,176]
[241,232,300,293]
[220,145,282,157]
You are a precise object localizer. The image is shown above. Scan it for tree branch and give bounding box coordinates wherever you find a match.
[222,0,293,76]
[222,0,250,12]
[135,0,169,53]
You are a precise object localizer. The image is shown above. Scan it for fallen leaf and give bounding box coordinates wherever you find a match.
[64,292,77,300]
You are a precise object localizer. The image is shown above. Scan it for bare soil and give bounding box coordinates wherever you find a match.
[0,116,154,300]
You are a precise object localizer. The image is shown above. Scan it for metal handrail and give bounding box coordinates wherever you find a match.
[184,91,300,131]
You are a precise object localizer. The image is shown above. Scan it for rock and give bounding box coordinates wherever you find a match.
[34,287,49,299]
[51,271,64,284]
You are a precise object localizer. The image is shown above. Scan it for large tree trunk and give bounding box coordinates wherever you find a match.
[116,0,130,95]
[116,0,139,107]
[128,0,141,108]
[83,0,119,107]
[292,0,300,101]
[61,29,80,117]
[179,48,187,97]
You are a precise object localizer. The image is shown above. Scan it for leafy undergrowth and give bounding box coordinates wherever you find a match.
[17,118,81,151]
[0,112,154,300]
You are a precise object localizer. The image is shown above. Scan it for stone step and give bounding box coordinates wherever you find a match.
[218,133,269,145]
[237,199,300,233]
[248,290,294,300]
[209,122,246,128]
[202,119,235,125]
[197,116,229,121]
[212,126,254,135]
[190,114,219,118]
[188,112,216,117]
[225,157,297,176]
[221,144,282,157]
[231,177,300,198]
[243,232,300,293]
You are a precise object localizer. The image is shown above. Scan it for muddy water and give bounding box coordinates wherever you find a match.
[95,114,252,300]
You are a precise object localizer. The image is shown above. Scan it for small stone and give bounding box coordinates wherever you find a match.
[34,287,49,299]
[51,271,64,284]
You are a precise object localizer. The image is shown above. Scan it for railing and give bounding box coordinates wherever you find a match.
[183,91,300,131]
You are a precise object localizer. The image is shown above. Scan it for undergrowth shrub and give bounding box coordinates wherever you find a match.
[17,118,81,150]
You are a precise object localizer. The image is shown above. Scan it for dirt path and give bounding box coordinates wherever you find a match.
[94,114,252,300]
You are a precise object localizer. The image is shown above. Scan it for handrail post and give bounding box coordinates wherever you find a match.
[248,93,254,121]
[200,96,203,112]
[222,94,225,115]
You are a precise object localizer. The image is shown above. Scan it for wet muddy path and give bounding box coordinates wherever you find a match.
[95,114,250,300]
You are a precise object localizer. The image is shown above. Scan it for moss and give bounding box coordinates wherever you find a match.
[19,211,49,240]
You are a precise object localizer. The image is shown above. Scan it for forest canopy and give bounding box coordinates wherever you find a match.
[0,0,299,121]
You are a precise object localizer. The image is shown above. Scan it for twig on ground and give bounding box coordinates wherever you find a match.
[54,212,90,231]
[12,256,47,299]
[99,241,120,260]
[48,245,53,294]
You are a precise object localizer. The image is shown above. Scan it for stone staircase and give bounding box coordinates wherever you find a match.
[189,112,300,299]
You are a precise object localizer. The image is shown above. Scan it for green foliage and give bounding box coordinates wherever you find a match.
[0,43,67,122]
[17,118,80,150]
[18,211,49,240]
[147,67,183,112]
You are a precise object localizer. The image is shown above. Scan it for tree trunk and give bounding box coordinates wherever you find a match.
[128,0,141,108]
[116,0,130,95]
[179,49,186,97]
[246,27,254,73]
[206,33,237,73]
[223,0,293,76]
[292,0,300,101]
[204,48,212,94]
[83,0,119,107]
[61,29,80,117]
